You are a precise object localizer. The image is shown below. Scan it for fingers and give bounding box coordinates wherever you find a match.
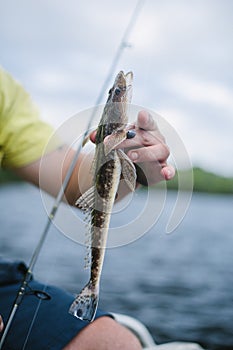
[125,110,169,163]
[127,143,169,163]
[89,110,160,144]
[161,164,176,181]
[117,110,165,150]
[128,110,175,183]
[88,109,176,184]
[137,110,157,131]
[89,130,97,143]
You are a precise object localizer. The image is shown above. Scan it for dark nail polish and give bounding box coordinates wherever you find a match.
[126,130,136,139]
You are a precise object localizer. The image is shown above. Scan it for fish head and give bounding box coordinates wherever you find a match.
[96,71,133,142]
[105,71,133,131]
[109,70,133,103]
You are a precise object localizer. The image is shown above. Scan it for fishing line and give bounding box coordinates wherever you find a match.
[21,291,44,350]
[0,0,145,348]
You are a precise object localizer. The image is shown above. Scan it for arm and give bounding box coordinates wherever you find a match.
[15,110,175,204]
[1,69,174,204]
[14,145,93,206]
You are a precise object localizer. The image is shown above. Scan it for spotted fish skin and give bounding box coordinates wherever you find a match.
[69,71,136,322]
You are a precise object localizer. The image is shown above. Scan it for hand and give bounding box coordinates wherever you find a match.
[121,110,175,185]
[90,110,175,186]
[0,315,4,332]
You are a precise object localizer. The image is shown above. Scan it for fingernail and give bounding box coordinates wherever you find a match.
[129,151,138,161]
[126,130,136,139]
[166,169,173,179]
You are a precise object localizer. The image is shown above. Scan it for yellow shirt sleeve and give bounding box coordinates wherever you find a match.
[0,68,61,168]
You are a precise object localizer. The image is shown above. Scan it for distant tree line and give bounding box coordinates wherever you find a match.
[0,168,22,183]
[165,167,233,195]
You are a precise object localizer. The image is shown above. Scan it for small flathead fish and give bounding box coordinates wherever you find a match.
[69,71,136,322]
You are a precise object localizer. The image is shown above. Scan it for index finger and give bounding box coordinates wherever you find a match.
[137,110,157,131]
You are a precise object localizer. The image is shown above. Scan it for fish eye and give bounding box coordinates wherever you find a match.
[114,87,121,96]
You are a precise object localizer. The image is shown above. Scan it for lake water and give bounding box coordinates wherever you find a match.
[0,183,232,350]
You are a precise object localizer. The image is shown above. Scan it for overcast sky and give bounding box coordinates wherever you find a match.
[1,0,233,176]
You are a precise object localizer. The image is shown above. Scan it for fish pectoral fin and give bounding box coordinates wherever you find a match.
[76,188,95,268]
[75,186,95,211]
[117,149,136,192]
[104,130,127,155]
[82,134,90,147]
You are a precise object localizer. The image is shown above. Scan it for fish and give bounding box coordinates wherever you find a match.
[69,71,137,322]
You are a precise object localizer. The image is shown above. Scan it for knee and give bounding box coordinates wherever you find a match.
[64,316,142,350]
[0,315,4,332]
[94,317,142,349]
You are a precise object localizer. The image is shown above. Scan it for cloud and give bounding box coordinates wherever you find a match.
[167,74,233,114]
[158,106,233,176]
[1,0,233,176]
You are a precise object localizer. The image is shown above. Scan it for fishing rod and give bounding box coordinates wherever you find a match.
[0,0,145,348]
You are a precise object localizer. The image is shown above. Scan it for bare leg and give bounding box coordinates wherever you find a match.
[63,316,142,350]
[0,315,3,332]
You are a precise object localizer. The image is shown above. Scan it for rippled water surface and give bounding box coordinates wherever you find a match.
[0,183,232,349]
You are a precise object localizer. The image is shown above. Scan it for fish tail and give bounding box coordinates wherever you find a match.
[69,281,99,322]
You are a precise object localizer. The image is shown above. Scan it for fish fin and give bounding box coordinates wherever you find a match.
[82,133,92,147]
[76,188,95,269]
[69,281,99,322]
[117,149,137,192]
[75,186,95,212]
[83,220,92,269]
[104,130,127,155]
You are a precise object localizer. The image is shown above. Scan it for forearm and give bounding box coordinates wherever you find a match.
[13,146,93,205]
[14,146,139,205]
